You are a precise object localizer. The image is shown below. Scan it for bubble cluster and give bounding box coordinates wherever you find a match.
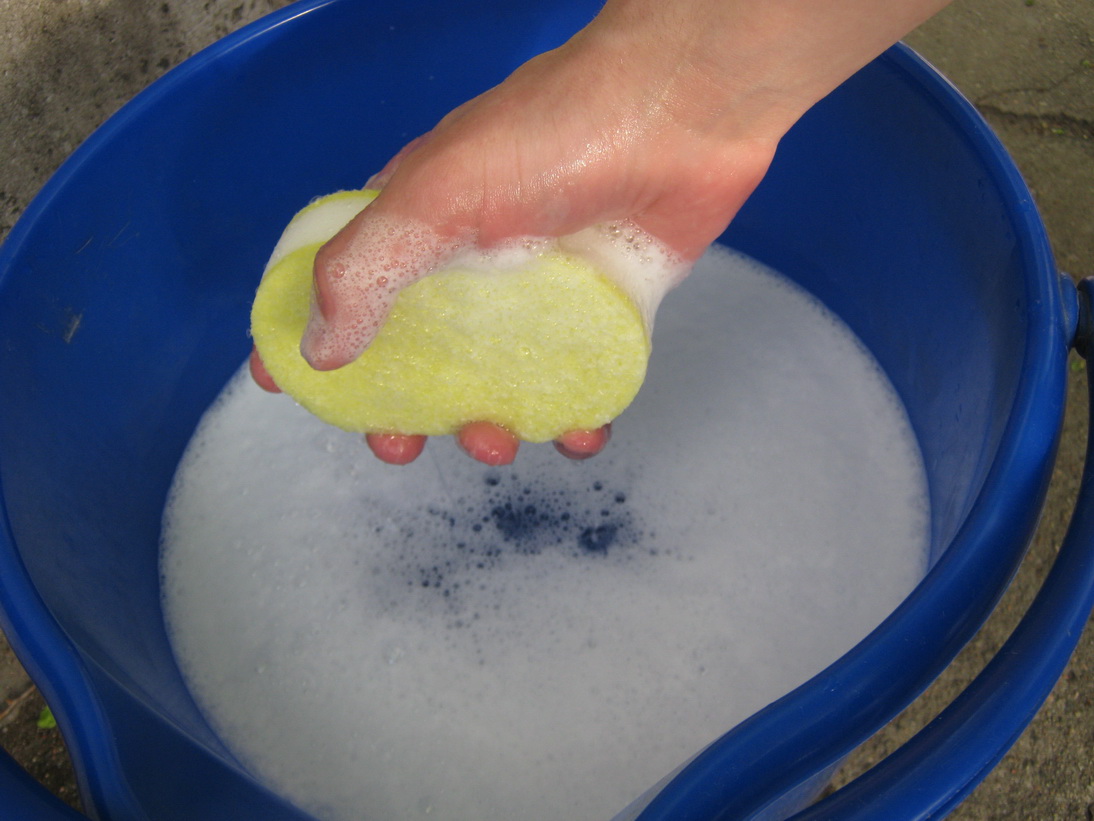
[363,471,654,630]
[559,219,690,332]
[302,213,465,367]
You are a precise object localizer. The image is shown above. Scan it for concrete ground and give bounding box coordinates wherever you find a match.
[0,0,1091,818]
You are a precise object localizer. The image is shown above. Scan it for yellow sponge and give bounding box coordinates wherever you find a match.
[250,191,650,443]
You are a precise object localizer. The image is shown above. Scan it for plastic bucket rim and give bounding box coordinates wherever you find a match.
[0,8,1068,821]
[634,42,1066,820]
[0,0,343,814]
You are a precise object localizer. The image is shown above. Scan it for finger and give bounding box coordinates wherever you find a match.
[301,193,458,372]
[365,432,428,465]
[457,421,520,466]
[553,423,612,460]
[249,346,281,393]
[365,134,431,190]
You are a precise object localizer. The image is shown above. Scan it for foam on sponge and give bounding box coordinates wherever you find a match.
[250,190,654,442]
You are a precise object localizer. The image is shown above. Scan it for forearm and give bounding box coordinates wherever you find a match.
[578,0,954,141]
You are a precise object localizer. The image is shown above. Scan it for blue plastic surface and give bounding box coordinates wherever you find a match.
[0,744,84,821]
[0,0,1077,818]
[792,281,1094,814]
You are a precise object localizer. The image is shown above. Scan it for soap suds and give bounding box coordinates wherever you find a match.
[163,245,930,821]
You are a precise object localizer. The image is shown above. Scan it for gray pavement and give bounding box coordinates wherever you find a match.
[1,0,1092,818]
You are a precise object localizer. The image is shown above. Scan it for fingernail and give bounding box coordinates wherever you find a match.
[457,422,520,466]
[365,433,427,465]
[554,424,612,460]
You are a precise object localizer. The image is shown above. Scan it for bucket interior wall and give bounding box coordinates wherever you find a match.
[0,0,1045,817]
[727,60,1030,558]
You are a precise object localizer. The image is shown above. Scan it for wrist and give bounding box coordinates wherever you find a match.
[574,0,812,145]
[578,0,951,143]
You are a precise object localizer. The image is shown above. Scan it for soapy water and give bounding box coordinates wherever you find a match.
[161,245,930,821]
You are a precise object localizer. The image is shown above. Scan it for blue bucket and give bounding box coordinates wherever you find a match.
[2,1,1092,819]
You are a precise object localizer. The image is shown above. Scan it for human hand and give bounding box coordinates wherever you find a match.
[252,0,951,465]
[251,21,777,464]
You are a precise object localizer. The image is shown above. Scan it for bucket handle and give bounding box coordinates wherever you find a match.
[0,742,85,820]
[788,276,1094,820]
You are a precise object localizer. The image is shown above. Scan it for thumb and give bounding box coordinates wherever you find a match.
[300,191,461,371]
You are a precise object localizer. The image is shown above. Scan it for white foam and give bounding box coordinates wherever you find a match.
[440,219,689,334]
[558,220,689,332]
[264,193,376,274]
[162,245,930,821]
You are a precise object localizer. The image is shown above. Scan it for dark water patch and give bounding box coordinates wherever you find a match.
[373,472,660,617]
[475,473,638,558]
[579,524,618,554]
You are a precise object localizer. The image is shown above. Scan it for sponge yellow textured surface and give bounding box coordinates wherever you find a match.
[250,191,650,442]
